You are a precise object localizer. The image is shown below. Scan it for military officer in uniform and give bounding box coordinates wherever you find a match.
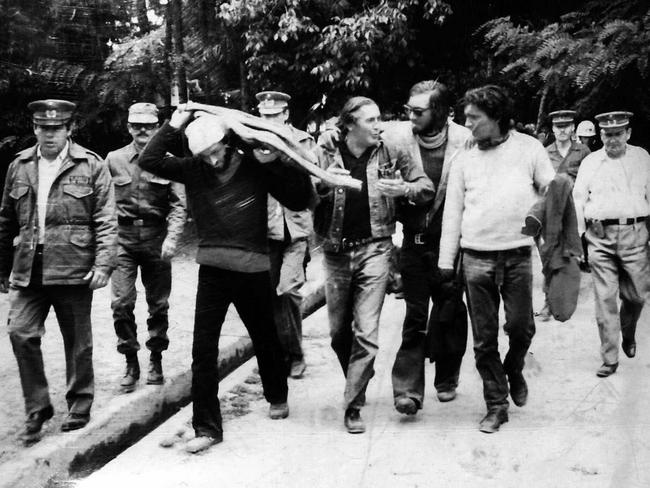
[0,100,117,442]
[546,110,591,179]
[573,111,650,377]
[256,91,314,379]
[106,102,186,392]
[536,110,591,320]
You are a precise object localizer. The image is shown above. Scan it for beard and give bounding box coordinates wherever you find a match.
[412,117,445,136]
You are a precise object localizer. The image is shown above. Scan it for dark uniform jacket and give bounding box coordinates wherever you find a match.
[107,142,186,246]
[0,142,117,286]
[546,140,591,180]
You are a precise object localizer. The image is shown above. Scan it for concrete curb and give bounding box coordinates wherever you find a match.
[0,279,326,488]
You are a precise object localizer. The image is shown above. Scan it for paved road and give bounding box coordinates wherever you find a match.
[77,267,650,488]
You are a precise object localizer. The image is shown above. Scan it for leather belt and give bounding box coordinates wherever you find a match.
[404,232,435,245]
[600,216,647,226]
[118,216,165,227]
[340,236,387,251]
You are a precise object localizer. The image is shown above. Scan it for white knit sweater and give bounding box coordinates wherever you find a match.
[438,131,554,269]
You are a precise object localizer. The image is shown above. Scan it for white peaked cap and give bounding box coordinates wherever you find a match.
[185,114,228,155]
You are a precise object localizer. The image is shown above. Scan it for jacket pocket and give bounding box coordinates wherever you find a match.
[9,185,30,224]
[63,184,93,199]
[112,176,132,186]
[70,230,93,248]
[9,185,28,200]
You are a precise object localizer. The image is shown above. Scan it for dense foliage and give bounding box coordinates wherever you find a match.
[1,0,648,157]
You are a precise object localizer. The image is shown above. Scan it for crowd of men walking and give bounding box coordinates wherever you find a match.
[1,78,649,454]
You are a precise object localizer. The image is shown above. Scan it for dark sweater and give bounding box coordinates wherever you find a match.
[138,122,313,272]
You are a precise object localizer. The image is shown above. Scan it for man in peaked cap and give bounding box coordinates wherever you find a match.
[573,111,650,377]
[546,110,591,179]
[535,110,591,321]
[106,102,186,393]
[255,90,314,379]
[0,99,117,442]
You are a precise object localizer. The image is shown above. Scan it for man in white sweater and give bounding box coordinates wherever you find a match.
[438,85,554,433]
[573,111,650,378]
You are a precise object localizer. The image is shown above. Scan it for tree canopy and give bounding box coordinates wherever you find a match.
[1,0,649,156]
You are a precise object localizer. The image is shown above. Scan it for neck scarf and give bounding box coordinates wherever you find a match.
[415,124,448,149]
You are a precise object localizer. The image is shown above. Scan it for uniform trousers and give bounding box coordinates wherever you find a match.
[111,226,171,356]
[8,246,94,416]
[268,238,307,365]
[586,223,649,365]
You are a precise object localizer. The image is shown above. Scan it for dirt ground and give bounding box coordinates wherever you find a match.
[0,225,201,465]
[80,256,650,488]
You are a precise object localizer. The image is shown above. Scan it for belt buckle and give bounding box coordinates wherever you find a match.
[133,219,144,227]
[341,238,351,250]
[414,233,425,245]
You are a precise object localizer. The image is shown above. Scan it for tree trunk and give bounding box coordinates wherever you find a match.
[170,0,187,104]
[239,57,248,111]
[536,83,550,133]
[134,0,150,34]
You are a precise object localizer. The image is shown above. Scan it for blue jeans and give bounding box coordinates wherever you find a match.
[463,247,535,411]
[324,239,391,410]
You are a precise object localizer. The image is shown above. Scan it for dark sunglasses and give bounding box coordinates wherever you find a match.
[403,105,430,117]
[129,123,158,131]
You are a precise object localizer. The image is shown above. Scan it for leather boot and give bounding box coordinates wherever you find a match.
[147,352,164,385]
[120,355,140,393]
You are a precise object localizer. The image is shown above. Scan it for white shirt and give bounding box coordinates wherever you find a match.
[37,142,68,243]
[573,144,650,235]
[438,131,555,269]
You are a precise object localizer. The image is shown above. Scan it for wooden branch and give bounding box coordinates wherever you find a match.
[184,101,363,191]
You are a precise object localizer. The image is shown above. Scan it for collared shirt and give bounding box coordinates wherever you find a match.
[37,142,68,243]
[573,144,650,235]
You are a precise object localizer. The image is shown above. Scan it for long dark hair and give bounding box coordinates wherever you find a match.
[462,85,513,135]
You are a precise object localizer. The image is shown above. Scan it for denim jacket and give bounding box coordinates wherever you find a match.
[314,138,434,252]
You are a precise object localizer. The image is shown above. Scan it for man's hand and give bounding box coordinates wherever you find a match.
[0,276,9,293]
[161,239,177,261]
[83,269,110,290]
[169,104,194,130]
[376,178,409,198]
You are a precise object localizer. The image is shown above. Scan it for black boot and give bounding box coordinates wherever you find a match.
[120,354,140,393]
[147,351,164,385]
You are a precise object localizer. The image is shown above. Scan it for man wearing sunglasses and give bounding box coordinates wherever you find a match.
[382,80,471,416]
[106,102,186,393]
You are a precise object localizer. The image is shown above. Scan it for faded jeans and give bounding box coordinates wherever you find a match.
[463,247,535,411]
[324,238,392,410]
